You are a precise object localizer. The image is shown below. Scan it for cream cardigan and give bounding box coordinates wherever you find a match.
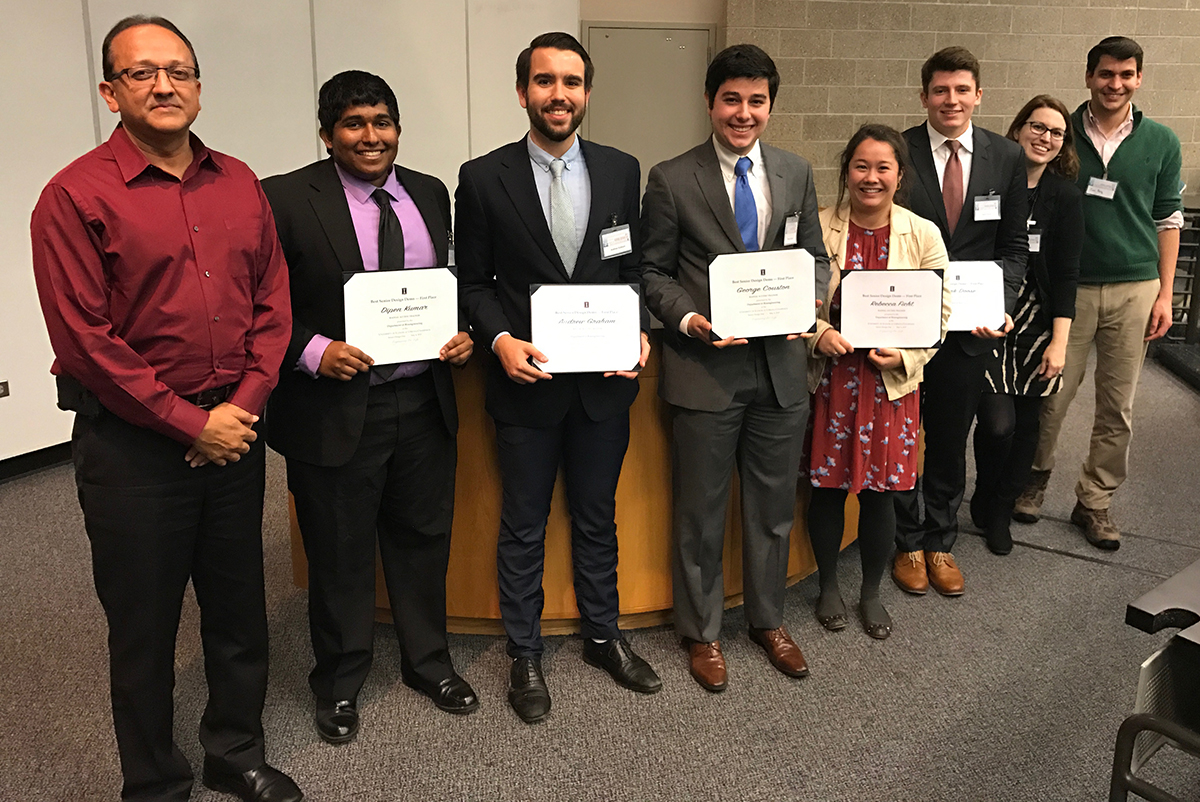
[808,204,952,401]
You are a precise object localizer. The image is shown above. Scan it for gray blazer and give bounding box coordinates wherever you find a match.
[640,139,831,412]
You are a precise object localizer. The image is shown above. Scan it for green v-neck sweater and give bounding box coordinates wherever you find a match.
[1071,103,1182,284]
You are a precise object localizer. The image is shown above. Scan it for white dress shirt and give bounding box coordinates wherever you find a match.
[927,120,975,194]
[680,136,774,336]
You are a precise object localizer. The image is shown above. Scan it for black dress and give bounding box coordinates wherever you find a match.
[983,173,1084,397]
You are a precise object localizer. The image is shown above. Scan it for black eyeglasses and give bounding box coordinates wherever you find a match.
[1024,120,1066,141]
[112,65,199,85]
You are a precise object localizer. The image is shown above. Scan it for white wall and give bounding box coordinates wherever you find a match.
[2,0,578,462]
[0,1,97,459]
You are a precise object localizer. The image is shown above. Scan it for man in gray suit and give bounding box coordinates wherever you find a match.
[641,44,830,692]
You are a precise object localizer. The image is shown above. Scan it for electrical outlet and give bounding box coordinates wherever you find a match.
[0,381,8,398]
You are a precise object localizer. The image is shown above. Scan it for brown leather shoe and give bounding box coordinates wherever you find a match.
[1071,500,1121,551]
[685,639,727,692]
[892,550,928,595]
[749,626,809,678]
[925,551,965,596]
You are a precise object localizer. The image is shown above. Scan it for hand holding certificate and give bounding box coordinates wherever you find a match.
[529,284,642,374]
[343,267,459,363]
[707,249,817,340]
[837,269,944,349]
[944,261,1006,332]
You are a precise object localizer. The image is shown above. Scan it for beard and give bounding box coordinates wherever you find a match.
[527,102,586,143]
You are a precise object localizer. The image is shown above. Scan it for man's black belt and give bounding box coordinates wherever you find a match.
[183,384,235,411]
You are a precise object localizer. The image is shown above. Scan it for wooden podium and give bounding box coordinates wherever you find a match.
[288,334,857,634]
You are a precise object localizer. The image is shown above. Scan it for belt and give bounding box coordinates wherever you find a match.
[182,384,235,411]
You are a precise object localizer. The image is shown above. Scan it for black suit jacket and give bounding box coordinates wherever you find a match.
[903,124,1029,356]
[261,158,458,467]
[1028,171,1084,326]
[456,136,645,427]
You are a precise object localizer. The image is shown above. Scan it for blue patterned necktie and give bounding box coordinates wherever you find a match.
[734,156,758,252]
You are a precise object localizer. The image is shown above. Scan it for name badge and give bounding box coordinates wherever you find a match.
[783,212,800,247]
[1028,229,1042,254]
[974,195,1001,221]
[1086,176,1119,200]
[600,224,633,260]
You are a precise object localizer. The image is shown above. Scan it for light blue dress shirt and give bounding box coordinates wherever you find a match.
[526,135,591,252]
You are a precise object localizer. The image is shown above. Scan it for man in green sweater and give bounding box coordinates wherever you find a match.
[1015,36,1183,549]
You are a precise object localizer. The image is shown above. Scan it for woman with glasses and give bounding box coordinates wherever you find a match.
[806,124,950,639]
[971,95,1084,555]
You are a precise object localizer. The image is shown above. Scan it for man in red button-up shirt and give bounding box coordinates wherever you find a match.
[29,15,300,802]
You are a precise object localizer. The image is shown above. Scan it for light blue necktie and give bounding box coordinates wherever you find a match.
[734,156,758,252]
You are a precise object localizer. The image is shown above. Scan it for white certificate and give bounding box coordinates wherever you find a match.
[945,261,1006,331]
[838,269,944,349]
[707,249,817,339]
[342,267,459,363]
[530,283,642,373]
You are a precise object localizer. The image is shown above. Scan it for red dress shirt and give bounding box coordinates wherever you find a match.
[30,126,291,445]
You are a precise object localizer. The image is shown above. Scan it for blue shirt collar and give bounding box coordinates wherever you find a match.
[526,134,582,173]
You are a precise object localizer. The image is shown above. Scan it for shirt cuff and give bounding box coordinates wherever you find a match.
[680,312,698,337]
[491,331,511,351]
[298,334,333,378]
[1155,210,1185,232]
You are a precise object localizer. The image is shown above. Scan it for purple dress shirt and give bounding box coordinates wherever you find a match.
[297,163,438,380]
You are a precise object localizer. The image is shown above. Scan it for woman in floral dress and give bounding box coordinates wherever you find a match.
[807,125,950,638]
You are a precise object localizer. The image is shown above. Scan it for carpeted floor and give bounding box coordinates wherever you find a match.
[1,355,1198,802]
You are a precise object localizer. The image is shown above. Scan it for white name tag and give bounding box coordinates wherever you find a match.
[1086,176,1119,200]
[1028,232,1042,253]
[599,224,633,259]
[783,213,800,247]
[974,196,1001,221]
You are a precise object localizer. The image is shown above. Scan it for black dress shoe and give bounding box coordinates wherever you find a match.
[508,656,551,723]
[582,638,662,694]
[314,697,358,744]
[202,758,304,802]
[403,672,480,714]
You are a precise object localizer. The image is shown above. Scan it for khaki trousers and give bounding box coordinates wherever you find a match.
[1032,279,1159,510]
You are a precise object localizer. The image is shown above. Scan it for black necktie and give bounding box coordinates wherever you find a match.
[372,188,405,270]
[370,188,404,381]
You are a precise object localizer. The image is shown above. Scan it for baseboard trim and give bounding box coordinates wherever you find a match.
[0,442,71,484]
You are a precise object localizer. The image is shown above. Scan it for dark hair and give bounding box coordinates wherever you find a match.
[919,46,979,94]
[1087,36,1144,73]
[1005,95,1080,181]
[516,32,594,91]
[101,15,199,81]
[834,124,911,212]
[705,44,779,109]
[317,70,400,137]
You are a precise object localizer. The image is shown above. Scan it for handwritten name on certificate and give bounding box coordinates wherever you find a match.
[707,249,817,339]
[945,261,1006,331]
[530,284,641,374]
[839,269,944,349]
[343,267,459,364]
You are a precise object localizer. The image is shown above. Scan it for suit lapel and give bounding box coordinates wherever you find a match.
[907,125,950,233]
[577,139,614,279]
[394,164,448,266]
[694,142,744,251]
[760,145,785,248]
[498,136,568,278]
[963,126,993,206]
[308,159,364,273]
